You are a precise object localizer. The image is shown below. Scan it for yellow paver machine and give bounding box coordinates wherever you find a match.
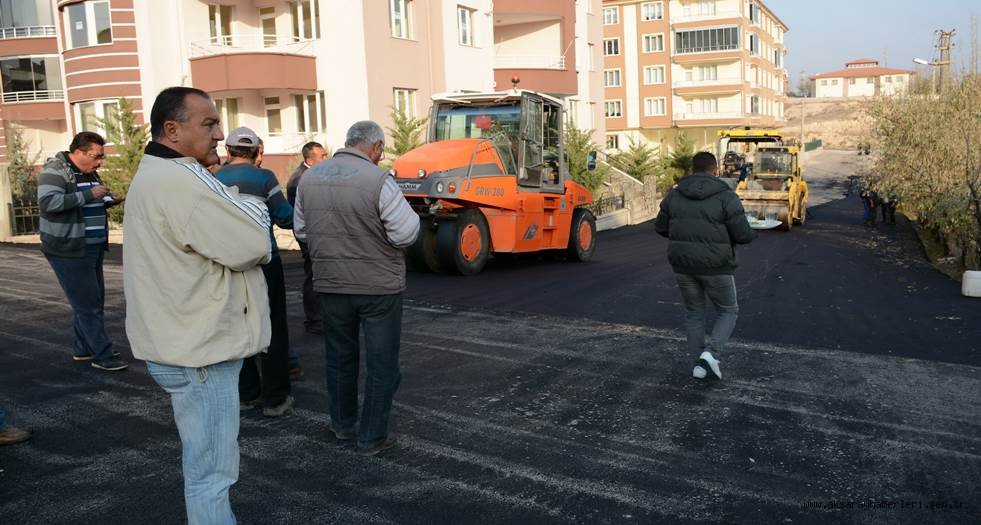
[717,129,808,231]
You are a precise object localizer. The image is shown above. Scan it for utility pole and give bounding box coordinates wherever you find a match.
[937,29,956,91]
[799,70,805,145]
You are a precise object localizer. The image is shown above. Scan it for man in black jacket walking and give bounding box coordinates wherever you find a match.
[654,152,756,380]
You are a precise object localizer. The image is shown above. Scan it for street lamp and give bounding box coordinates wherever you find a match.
[912,58,936,95]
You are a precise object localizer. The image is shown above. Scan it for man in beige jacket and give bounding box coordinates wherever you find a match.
[123,87,272,525]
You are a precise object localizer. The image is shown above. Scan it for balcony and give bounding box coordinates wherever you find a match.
[0,90,66,120]
[0,26,57,39]
[2,90,63,103]
[494,54,566,70]
[674,77,742,88]
[189,35,318,93]
[189,35,315,59]
[674,112,745,122]
[672,10,742,24]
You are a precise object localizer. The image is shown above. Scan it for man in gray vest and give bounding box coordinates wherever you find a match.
[294,121,419,456]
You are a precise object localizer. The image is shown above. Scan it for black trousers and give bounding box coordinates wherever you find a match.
[881,203,897,224]
[321,293,403,448]
[240,255,291,405]
[299,241,321,328]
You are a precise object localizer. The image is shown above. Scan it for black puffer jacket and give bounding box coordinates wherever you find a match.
[654,173,756,275]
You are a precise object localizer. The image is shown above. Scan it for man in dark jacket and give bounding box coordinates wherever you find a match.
[214,127,294,417]
[287,141,328,335]
[654,152,756,380]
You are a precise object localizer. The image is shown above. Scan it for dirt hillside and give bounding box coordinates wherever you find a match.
[780,97,874,149]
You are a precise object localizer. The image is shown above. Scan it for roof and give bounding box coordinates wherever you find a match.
[431,89,564,106]
[811,67,914,80]
[846,58,879,66]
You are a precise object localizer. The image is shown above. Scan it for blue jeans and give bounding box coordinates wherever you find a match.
[147,360,242,525]
[45,244,113,363]
[675,273,739,357]
[321,293,403,448]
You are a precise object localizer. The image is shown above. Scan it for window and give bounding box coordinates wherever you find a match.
[820,79,827,86]
[684,65,717,82]
[588,43,595,71]
[641,2,664,21]
[674,27,739,54]
[214,98,239,135]
[686,98,718,113]
[642,34,664,53]
[603,7,618,25]
[75,100,119,136]
[774,50,782,67]
[604,100,622,118]
[394,88,416,117]
[884,76,892,83]
[896,76,905,83]
[290,1,320,41]
[457,6,475,46]
[748,33,759,55]
[65,1,111,49]
[750,95,759,115]
[603,38,620,56]
[603,69,621,87]
[208,5,232,45]
[848,78,856,85]
[567,98,579,126]
[389,0,412,39]
[294,93,323,133]
[866,77,874,84]
[0,56,62,99]
[606,134,619,150]
[749,3,760,23]
[831,79,839,86]
[265,96,282,135]
[0,0,55,29]
[682,0,717,18]
[644,97,666,116]
[643,65,665,85]
[260,7,276,47]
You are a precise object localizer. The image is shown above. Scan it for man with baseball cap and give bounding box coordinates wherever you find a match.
[214,127,295,417]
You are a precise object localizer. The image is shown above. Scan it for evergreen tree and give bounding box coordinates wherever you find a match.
[608,136,661,181]
[98,97,149,224]
[660,131,696,189]
[383,106,427,167]
[564,125,608,194]
[6,126,41,203]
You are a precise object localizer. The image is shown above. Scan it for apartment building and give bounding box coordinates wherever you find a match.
[811,59,914,98]
[601,0,788,152]
[0,0,603,184]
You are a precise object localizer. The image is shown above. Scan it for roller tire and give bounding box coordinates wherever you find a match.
[565,208,597,262]
[436,209,490,275]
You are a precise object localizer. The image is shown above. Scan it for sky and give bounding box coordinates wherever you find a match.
[768,0,978,85]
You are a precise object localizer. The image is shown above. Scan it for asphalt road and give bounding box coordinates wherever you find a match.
[1,150,979,524]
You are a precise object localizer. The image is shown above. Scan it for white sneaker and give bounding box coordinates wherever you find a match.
[692,365,707,379]
[696,351,722,380]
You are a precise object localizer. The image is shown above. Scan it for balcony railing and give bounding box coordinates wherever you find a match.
[673,112,744,121]
[0,25,57,39]
[494,54,566,70]
[672,10,742,23]
[2,90,64,103]
[190,35,315,58]
[674,77,743,88]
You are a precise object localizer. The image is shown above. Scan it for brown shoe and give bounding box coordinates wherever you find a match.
[0,426,32,446]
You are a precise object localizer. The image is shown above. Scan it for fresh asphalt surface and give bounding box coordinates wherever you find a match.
[0,151,978,524]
